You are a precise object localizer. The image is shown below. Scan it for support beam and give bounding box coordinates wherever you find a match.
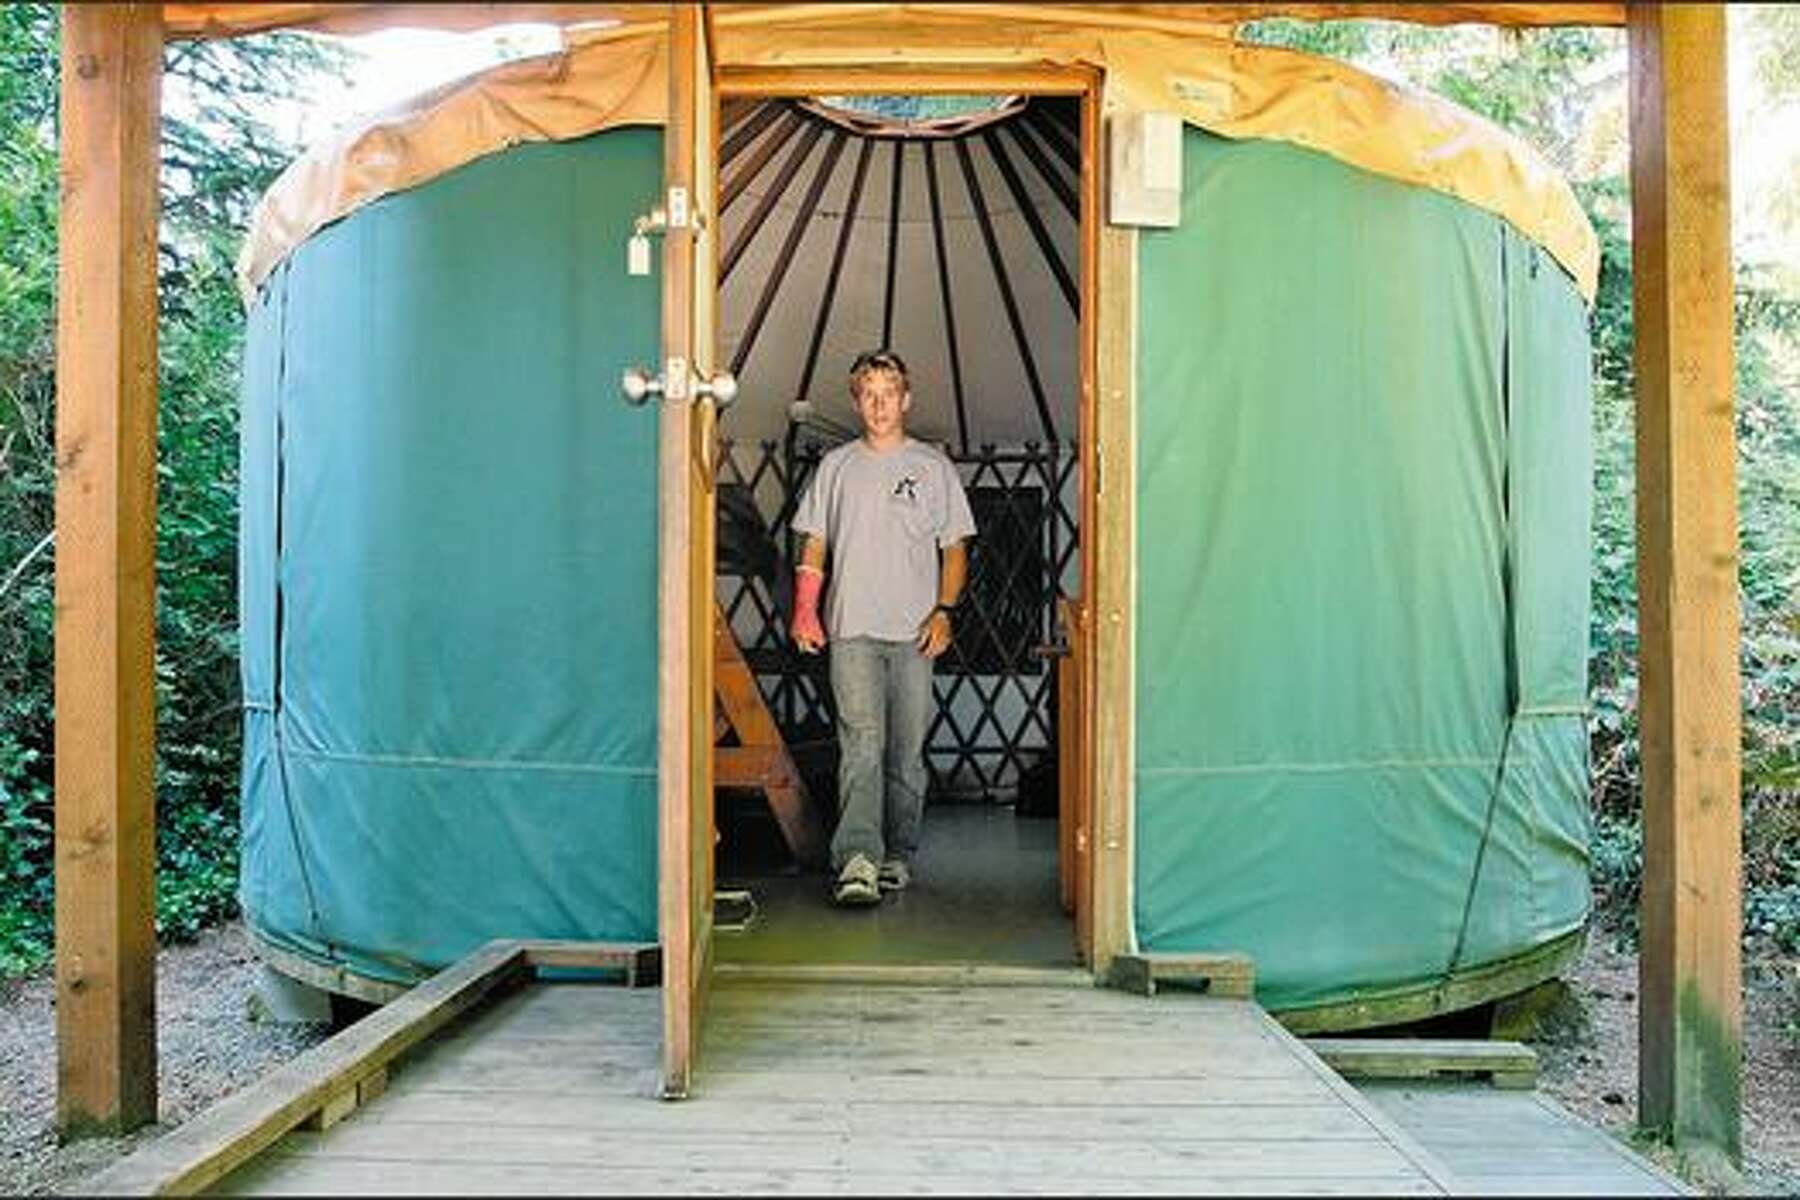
[54,2,164,1138]
[1089,220,1137,976]
[1627,1,1741,1162]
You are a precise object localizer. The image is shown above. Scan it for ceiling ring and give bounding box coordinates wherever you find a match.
[795,95,1027,141]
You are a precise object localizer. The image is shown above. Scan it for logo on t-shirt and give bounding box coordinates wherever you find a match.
[892,475,919,502]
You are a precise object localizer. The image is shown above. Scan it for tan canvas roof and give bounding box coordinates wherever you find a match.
[162,3,1625,40]
[237,8,1600,304]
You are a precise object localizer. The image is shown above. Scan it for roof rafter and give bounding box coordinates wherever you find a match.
[953,137,1057,446]
[983,124,1077,313]
[732,130,849,377]
[795,135,876,403]
[923,141,972,456]
[722,116,824,283]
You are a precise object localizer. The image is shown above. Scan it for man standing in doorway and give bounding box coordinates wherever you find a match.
[790,350,976,907]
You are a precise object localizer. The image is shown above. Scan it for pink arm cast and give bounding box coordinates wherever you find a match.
[791,563,825,647]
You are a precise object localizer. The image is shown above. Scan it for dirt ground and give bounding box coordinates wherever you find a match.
[2,917,1796,1196]
[1531,928,1800,1196]
[0,922,328,1197]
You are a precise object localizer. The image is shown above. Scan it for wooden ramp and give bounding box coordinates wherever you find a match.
[1360,1081,1690,1196]
[213,972,1461,1196]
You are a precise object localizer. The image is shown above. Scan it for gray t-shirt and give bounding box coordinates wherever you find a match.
[792,438,977,642]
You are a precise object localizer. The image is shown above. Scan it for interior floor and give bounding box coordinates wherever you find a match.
[715,804,1075,966]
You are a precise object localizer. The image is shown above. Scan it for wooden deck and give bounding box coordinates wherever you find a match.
[214,974,1465,1195]
[1360,1081,1690,1196]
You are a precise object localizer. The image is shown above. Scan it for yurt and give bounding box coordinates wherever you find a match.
[235,6,1596,1032]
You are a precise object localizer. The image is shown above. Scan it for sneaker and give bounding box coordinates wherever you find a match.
[832,853,881,907]
[878,858,911,892]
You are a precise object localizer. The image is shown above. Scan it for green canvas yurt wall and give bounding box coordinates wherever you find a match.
[239,129,665,987]
[238,61,1594,1019]
[1134,129,1593,1020]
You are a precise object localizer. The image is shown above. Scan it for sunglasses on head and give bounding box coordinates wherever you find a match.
[851,350,907,376]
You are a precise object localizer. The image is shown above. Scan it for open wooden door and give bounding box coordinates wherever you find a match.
[659,1,720,1100]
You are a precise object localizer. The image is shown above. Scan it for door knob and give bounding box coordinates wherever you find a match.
[621,365,662,406]
[621,364,737,410]
[696,370,738,410]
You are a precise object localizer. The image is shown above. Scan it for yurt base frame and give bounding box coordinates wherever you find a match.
[249,916,1589,1039]
[1273,927,1589,1037]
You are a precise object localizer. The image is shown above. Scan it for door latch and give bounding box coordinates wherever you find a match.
[621,361,739,410]
[626,187,708,277]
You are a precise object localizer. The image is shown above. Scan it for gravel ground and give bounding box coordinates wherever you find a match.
[0,922,328,1197]
[1532,928,1800,1195]
[3,916,1796,1195]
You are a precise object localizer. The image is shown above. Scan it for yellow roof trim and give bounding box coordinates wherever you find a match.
[237,17,1597,304]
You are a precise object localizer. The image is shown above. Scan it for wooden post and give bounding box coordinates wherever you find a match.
[54,2,164,1137]
[1089,218,1138,975]
[1628,1,1742,1161]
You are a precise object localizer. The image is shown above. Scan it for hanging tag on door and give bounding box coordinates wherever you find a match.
[627,233,652,277]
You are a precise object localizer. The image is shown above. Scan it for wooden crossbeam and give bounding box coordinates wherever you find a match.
[1306,1038,1538,1090]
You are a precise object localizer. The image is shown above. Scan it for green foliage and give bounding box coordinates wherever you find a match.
[0,3,64,980]
[1590,813,1643,945]
[1752,5,1800,105]
[0,5,348,977]
[1747,884,1800,954]
[1235,17,1379,60]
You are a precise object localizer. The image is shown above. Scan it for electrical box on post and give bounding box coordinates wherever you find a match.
[1107,110,1183,228]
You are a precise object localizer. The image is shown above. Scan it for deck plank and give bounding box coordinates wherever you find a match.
[212,979,1464,1197]
[1358,1081,1689,1196]
[215,978,1447,1196]
[222,1155,1448,1196]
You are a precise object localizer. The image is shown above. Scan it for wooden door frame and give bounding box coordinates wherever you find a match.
[714,63,1129,975]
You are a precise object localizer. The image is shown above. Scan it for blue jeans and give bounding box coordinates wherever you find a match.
[828,637,933,871]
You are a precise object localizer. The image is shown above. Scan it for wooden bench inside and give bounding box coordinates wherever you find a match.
[713,601,827,867]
